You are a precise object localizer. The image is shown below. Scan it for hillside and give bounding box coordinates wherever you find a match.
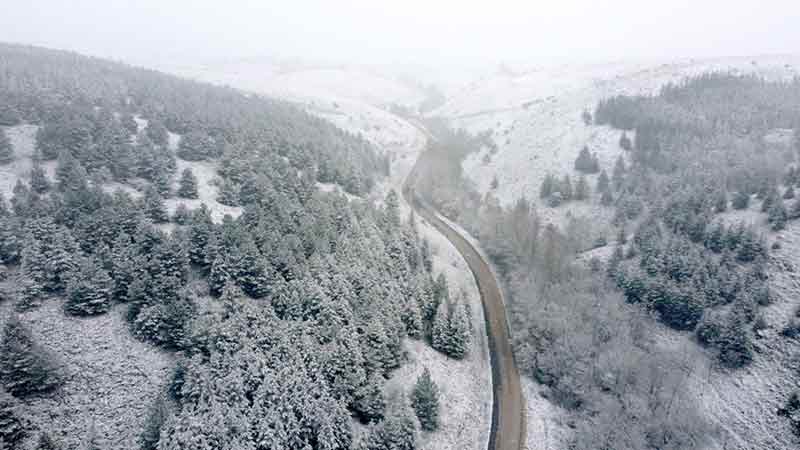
[434,56,800,228]
[0,43,472,450]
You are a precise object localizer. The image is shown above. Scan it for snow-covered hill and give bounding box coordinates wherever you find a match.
[435,56,800,229]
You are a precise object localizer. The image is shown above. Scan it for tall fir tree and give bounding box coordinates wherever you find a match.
[410,368,440,431]
[575,175,589,201]
[177,168,199,199]
[0,387,26,447]
[29,157,51,194]
[611,155,626,191]
[0,316,61,397]
[596,169,610,193]
[142,185,168,223]
[64,257,113,316]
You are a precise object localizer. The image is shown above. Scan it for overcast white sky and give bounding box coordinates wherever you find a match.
[1,0,799,67]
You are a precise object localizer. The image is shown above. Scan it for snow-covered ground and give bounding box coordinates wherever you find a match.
[0,124,57,199]
[0,298,174,449]
[435,56,800,231]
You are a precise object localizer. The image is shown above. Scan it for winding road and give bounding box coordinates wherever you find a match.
[402,144,526,450]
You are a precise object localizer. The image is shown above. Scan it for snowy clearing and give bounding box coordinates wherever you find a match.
[0,298,173,449]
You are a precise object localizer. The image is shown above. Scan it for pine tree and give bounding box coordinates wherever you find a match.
[146,119,169,147]
[714,190,728,212]
[574,146,596,173]
[539,174,553,199]
[732,191,750,210]
[619,131,632,151]
[177,168,199,199]
[410,368,440,431]
[354,373,386,423]
[208,252,232,297]
[575,175,589,201]
[600,186,614,206]
[612,155,626,191]
[139,396,167,450]
[402,297,423,339]
[29,158,51,193]
[581,109,592,126]
[447,301,471,359]
[64,257,113,316]
[559,174,573,201]
[768,201,788,231]
[323,327,366,408]
[0,316,61,397]
[216,178,240,206]
[36,432,62,450]
[0,129,13,165]
[142,185,168,223]
[0,103,21,126]
[596,169,610,193]
[385,189,401,229]
[43,227,80,293]
[0,387,26,447]
[761,186,779,213]
[431,302,449,353]
[365,400,418,450]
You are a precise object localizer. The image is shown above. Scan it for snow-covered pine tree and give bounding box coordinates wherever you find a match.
[64,257,113,316]
[447,301,471,359]
[410,367,440,431]
[431,301,449,353]
[575,175,589,201]
[365,398,418,450]
[29,159,50,193]
[177,168,199,199]
[596,169,610,193]
[0,387,26,447]
[402,295,423,339]
[0,316,61,397]
[142,185,168,223]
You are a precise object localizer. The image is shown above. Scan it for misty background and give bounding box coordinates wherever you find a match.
[1,0,799,68]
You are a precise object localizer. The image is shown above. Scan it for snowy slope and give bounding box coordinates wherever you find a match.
[436,56,800,230]
[168,60,426,109]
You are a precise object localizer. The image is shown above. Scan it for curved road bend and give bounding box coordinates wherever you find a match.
[402,149,526,450]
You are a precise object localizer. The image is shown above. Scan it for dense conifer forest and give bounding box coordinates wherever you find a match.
[0,44,462,449]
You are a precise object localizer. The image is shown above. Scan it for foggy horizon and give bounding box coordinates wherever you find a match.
[2,0,800,69]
